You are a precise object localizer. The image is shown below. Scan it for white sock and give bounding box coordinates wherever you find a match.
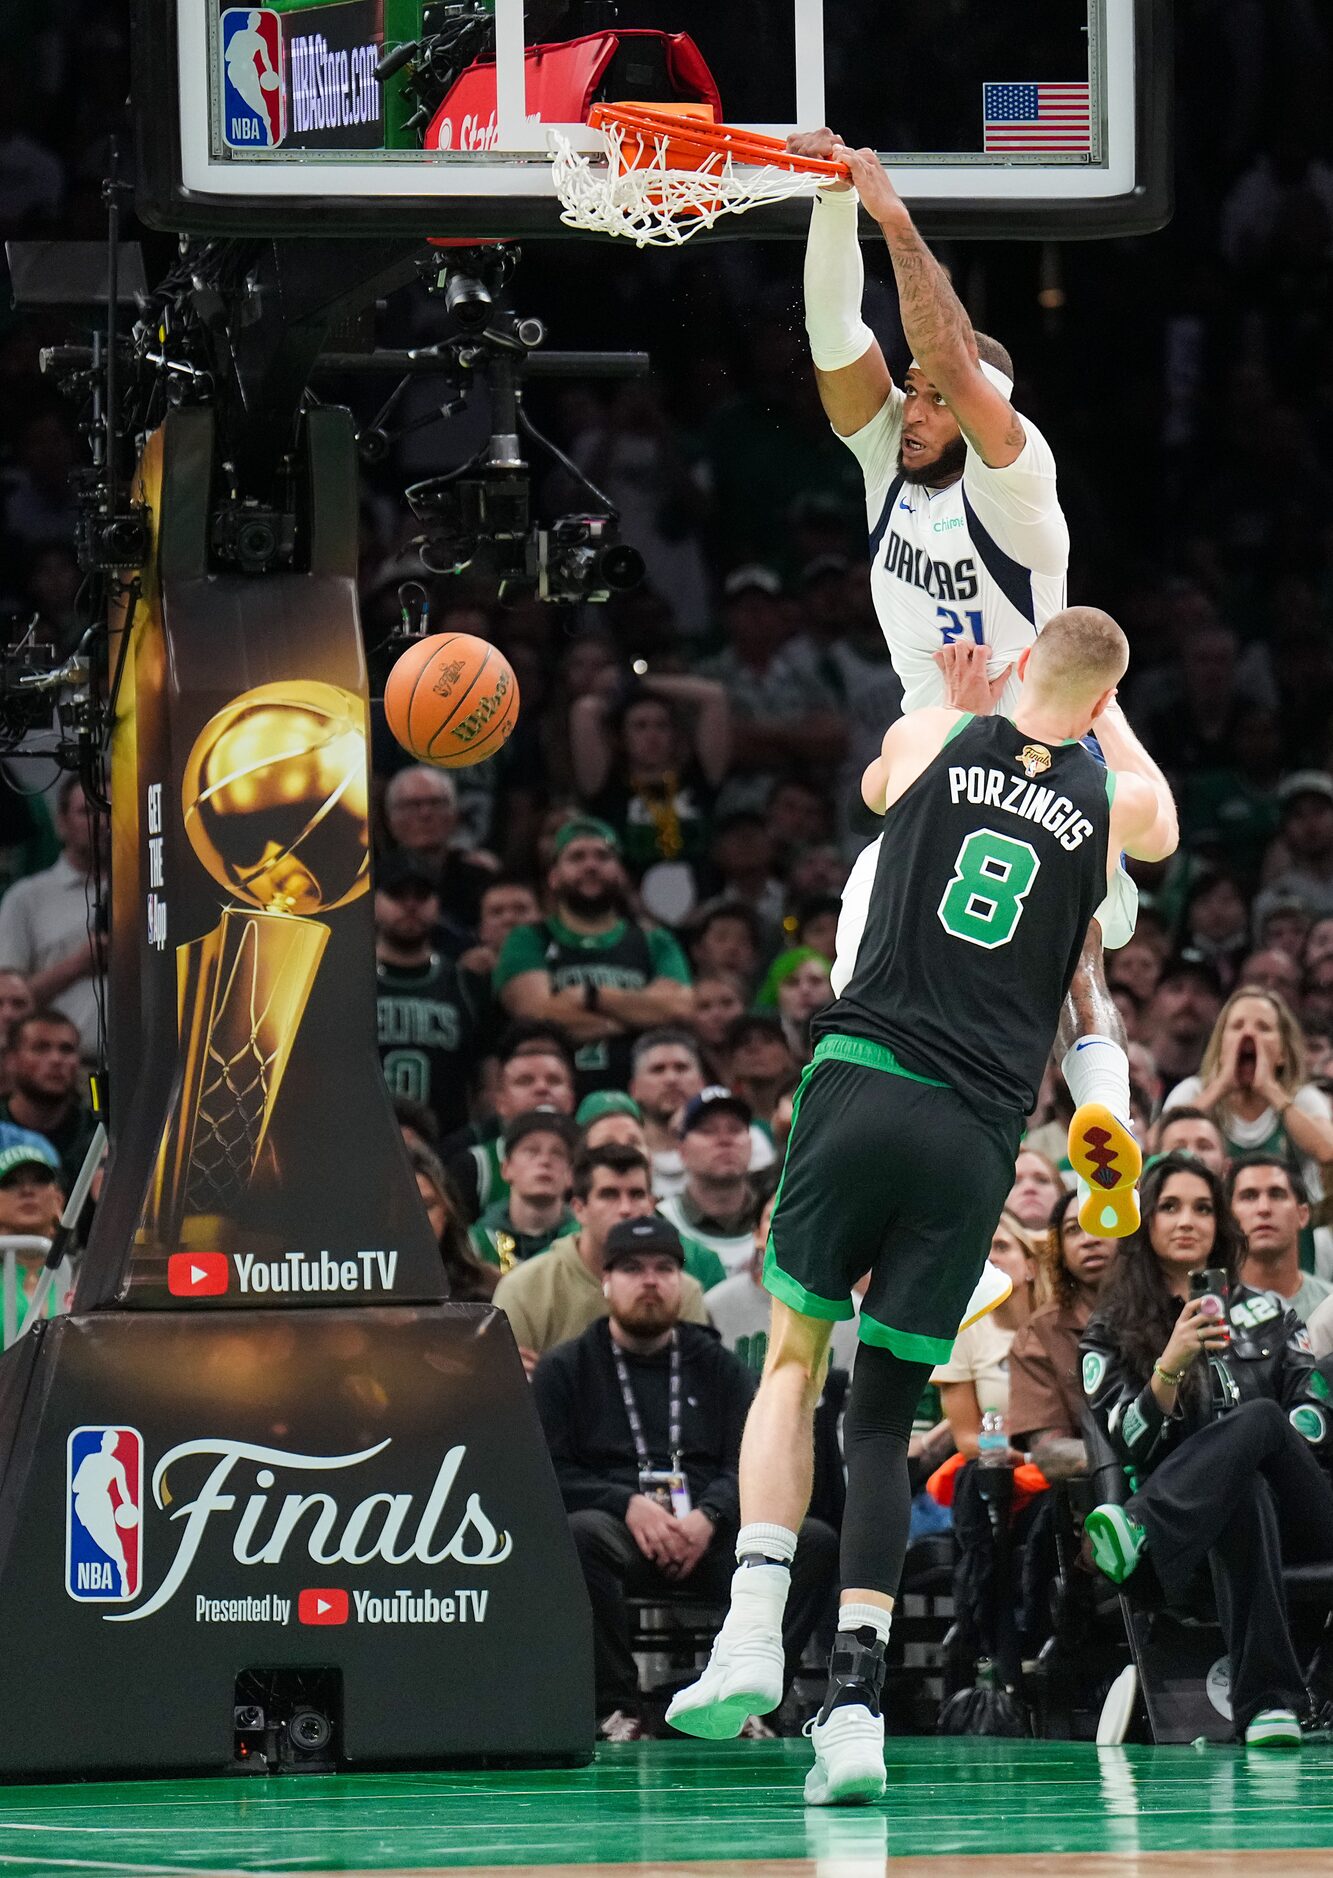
[1062,1035,1132,1129]
[838,1601,893,1645]
[736,1521,798,1566]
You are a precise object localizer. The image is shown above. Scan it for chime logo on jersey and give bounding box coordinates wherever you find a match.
[1018,743,1052,780]
[220,9,287,149]
[66,1426,142,1603]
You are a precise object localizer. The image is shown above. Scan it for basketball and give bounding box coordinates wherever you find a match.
[114,1504,139,1530]
[383,632,520,769]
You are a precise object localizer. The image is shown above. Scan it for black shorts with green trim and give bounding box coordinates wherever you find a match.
[763,1034,1022,1366]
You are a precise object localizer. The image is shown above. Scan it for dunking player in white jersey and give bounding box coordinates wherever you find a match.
[790,130,1144,1236]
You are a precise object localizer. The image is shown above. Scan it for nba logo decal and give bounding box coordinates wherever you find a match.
[220,9,286,149]
[66,1427,143,1603]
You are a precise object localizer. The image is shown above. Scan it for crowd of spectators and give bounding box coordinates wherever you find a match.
[3,0,1333,1743]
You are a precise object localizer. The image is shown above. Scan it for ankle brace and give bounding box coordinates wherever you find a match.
[819,1626,888,1723]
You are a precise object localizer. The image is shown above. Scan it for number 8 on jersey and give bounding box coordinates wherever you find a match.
[938,829,1040,949]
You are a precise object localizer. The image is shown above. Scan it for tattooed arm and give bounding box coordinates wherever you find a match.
[837,145,1025,469]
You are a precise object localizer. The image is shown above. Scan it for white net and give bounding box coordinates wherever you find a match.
[550,121,827,247]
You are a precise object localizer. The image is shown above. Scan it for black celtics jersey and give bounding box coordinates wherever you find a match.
[819,715,1112,1117]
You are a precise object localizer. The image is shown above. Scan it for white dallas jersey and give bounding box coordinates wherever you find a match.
[832,391,1136,970]
[847,388,1069,713]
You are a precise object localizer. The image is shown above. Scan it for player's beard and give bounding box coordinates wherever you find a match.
[899,434,968,487]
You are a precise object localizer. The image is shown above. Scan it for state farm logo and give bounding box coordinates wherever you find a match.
[92,1438,512,1624]
[166,1249,400,1298]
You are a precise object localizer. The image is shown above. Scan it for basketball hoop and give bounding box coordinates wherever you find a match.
[551,102,851,247]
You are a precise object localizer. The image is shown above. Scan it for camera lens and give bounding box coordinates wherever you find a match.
[598,544,646,593]
[445,271,493,331]
[287,1708,332,1752]
[233,1705,265,1731]
[235,518,278,572]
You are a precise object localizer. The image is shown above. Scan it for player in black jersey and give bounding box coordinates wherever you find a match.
[667,607,1178,1803]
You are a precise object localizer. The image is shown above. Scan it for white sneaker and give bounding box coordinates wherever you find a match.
[666,1623,786,1739]
[803,1704,886,1806]
[959,1259,1012,1332]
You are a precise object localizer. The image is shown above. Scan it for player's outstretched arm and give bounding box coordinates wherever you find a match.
[788,129,893,438]
[836,146,1022,469]
[1098,702,1179,864]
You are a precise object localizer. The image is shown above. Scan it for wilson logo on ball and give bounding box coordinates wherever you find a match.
[452,672,512,745]
[383,631,520,769]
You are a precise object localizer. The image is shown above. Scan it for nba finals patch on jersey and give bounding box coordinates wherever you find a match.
[1018,743,1053,780]
[66,1426,143,1603]
[220,9,286,150]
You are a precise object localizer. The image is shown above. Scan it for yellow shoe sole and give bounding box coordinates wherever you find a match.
[1068,1103,1142,1239]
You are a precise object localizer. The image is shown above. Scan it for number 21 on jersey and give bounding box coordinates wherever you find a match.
[936,606,984,645]
[938,828,1040,948]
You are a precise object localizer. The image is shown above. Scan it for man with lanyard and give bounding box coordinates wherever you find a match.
[532,1216,837,1738]
[787,129,1142,1239]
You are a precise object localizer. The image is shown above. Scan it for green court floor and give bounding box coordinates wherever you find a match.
[1,1739,1332,1875]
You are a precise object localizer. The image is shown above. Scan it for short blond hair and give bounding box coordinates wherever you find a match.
[1026,606,1128,705]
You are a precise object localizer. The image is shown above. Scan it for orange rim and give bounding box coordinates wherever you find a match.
[588,103,851,181]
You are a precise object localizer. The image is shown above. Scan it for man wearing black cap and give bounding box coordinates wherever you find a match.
[1140,953,1225,1089]
[655,1086,764,1277]
[375,854,477,1140]
[493,1143,710,1371]
[469,1112,579,1273]
[494,818,693,1097]
[533,1214,837,1740]
[1256,773,1333,924]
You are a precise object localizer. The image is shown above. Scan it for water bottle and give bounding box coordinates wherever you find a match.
[976,1408,1013,1533]
[977,1409,1010,1467]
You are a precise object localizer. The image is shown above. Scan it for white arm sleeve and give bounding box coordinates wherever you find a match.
[804,189,875,373]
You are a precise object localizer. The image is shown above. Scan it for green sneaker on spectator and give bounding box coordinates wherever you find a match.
[1085,1505,1147,1584]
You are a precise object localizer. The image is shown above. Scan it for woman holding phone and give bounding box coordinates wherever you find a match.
[1080,1152,1333,1748]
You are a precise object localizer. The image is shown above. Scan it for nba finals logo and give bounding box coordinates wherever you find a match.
[1018,743,1052,781]
[66,1426,143,1603]
[220,9,286,150]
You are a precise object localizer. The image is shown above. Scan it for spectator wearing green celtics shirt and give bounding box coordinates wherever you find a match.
[442,1026,577,1221]
[375,853,476,1139]
[494,818,693,1097]
[470,1112,579,1274]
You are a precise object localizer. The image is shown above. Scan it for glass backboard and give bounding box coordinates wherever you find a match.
[134,0,1171,239]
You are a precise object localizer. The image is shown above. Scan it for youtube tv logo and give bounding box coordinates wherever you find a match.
[299,1588,349,1626]
[167,1252,229,1298]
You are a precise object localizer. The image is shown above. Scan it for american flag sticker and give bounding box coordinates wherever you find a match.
[983,83,1092,154]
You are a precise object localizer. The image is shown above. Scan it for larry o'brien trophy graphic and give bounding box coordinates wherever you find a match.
[0,408,592,1779]
[150,680,370,1251]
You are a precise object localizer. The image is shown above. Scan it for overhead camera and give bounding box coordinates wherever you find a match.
[413,471,531,580]
[539,515,645,605]
[211,501,297,575]
[444,269,494,332]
